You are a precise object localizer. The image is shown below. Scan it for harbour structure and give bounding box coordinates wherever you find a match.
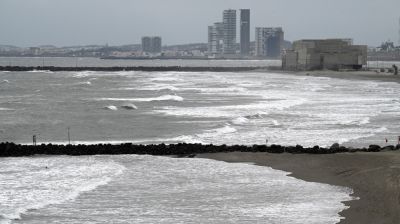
[208,22,224,56]
[240,9,250,55]
[255,27,284,58]
[222,9,237,55]
[141,36,162,54]
[282,39,367,71]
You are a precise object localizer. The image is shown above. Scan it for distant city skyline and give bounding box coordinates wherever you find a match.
[0,0,399,47]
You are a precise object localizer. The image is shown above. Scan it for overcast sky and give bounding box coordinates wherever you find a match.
[0,0,399,47]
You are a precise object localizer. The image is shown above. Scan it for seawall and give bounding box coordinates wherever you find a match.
[0,66,275,72]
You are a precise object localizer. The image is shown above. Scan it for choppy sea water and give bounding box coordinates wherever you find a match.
[0,155,355,224]
[0,69,399,147]
[2,60,399,223]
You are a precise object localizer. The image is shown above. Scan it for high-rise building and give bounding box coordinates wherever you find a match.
[152,37,162,53]
[141,36,162,54]
[141,37,152,53]
[398,17,400,46]
[255,27,284,58]
[222,9,237,55]
[208,23,224,55]
[240,9,250,55]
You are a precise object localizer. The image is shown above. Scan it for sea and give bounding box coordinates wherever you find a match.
[1,57,400,223]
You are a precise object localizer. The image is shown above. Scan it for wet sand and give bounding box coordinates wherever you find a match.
[198,151,400,224]
[292,70,400,83]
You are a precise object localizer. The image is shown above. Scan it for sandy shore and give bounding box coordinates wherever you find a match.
[290,70,400,83]
[198,151,400,224]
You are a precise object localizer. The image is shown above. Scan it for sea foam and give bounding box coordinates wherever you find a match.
[0,156,125,224]
[98,95,184,102]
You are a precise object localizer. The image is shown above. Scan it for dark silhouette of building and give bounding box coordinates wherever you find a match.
[255,27,284,58]
[240,9,250,55]
[141,36,162,54]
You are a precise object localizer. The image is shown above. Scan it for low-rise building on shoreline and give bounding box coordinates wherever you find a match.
[283,39,367,71]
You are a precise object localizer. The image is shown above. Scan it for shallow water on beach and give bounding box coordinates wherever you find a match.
[1,68,400,147]
[0,155,355,224]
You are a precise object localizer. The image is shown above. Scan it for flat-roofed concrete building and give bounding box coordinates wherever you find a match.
[222,9,237,55]
[208,22,224,56]
[255,27,284,58]
[282,39,367,70]
[240,9,250,55]
[141,36,162,54]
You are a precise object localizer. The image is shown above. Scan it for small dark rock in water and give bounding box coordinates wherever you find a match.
[330,143,340,150]
[382,145,395,151]
[368,145,381,152]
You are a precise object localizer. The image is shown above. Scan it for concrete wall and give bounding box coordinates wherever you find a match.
[283,39,367,71]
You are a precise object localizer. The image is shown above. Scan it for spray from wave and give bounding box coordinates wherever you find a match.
[98,95,184,102]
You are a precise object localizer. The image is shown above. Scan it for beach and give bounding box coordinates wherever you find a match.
[198,151,400,224]
[294,70,400,83]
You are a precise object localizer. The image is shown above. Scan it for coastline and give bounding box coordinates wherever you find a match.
[276,70,400,84]
[197,151,400,224]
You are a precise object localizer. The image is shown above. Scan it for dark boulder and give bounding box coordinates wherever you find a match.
[382,145,395,151]
[330,143,340,150]
[368,145,381,152]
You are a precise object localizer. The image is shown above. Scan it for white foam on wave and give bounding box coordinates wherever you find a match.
[27,70,53,74]
[72,71,95,78]
[72,71,136,78]
[149,77,183,82]
[1,80,9,84]
[98,95,184,102]
[197,86,248,94]
[124,84,179,92]
[154,99,305,118]
[0,156,125,223]
[103,105,118,111]
[77,81,92,86]
[232,117,250,125]
[272,119,280,126]
[0,108,14,111]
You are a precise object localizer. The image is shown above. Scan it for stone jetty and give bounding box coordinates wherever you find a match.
[0,142,399,157]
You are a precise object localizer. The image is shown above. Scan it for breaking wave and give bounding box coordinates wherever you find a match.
[104,105,118,111]
[98,95,184,102]
[121,103,138,110]
[0,157,125,224]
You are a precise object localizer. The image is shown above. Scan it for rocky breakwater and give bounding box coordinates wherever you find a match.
[0,142,399,157]
[0,66,269,72]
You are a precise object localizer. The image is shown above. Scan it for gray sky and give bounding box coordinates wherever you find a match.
[0,0,399,47]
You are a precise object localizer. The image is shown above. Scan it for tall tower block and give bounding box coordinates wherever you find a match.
[398,16,400,46]
[240,9,250,55]
[222,9,237,55]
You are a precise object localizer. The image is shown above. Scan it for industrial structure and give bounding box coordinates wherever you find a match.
[282,39,367,71]
[240,9,250,55]
[141,36,162,54]
[255,27,284,58]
